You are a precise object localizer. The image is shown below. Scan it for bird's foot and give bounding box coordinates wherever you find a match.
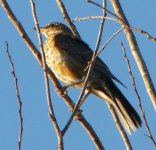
[56,87,68,97]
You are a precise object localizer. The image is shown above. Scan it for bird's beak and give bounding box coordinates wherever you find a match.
[33,27,47,37]
[33,27,44,33]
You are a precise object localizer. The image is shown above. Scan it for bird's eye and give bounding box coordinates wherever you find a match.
[46,23,53,28]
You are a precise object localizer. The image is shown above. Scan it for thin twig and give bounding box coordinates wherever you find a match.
[87,0,128,27]
[5,42,23,150]
[85,27,124,67]
[95,27,124,58]
[73,16,156,43]
[73,16,118,23]
[120,41,156,147]
[130,26,156,43]
[30,1,63,149]
[56,0,80,38]
[62,0,107,136]
[0,1,104,149]
[95,0,107,50]
[107,103,133,150]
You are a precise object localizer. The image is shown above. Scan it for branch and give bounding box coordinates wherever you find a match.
[84,27,124,69]
[95,27,124,58]
[5,42,23,150]
[75,114,105,150]
[30,1,63,149]
[0,0,104,149]
[120,41,156,147]
[73,16,118,23]
[73,16,156,43]
[87,0,127,26]
[56,0,80,38]
[107,103,133,150]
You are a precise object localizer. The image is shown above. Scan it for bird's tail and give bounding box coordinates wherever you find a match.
[92,79,142,134]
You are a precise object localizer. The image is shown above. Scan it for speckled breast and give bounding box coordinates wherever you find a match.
[43,36,83,85]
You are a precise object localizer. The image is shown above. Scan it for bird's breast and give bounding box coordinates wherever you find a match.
[44,42,84,85]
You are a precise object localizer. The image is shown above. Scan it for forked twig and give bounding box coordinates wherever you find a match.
[95,27,124,58]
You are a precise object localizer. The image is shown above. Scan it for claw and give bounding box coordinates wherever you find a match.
[56,87,68,96]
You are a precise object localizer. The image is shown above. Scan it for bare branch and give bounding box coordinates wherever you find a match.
[73,16,156,43]
[95,0,107,51]
[87,0,127,26]
[130,26,156,43]
[5,42,23,150]
[107,103,133,150]
[84,27,123,70]
[30,1,63,149]
[95,27,124,58]
[56,0,80,38]
[120,41,156,147]
[73,16,118,23]
[76,114,105,150]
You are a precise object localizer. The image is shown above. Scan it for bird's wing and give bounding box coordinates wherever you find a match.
[54,33,126,87]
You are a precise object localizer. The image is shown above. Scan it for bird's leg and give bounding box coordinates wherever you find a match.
[73,88,91,115]
[79,88,91,107]
[60,80,84,96]
[63,80,83,89]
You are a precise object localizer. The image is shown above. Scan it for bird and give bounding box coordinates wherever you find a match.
[35,22,142,134]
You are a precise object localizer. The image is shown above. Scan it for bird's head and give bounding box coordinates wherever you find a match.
[33,22,73,38]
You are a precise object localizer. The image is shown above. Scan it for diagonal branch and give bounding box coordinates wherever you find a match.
[56,0,80,38]
[107,103,133,150]
[30,1,63,149]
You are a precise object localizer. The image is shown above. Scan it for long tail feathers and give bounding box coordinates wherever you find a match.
[113,97,142,134]
[92,79,142,134]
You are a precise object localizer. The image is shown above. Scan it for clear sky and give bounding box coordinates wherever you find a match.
[0,0,156,150]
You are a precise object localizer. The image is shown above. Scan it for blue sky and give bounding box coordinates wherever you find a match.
[0,0,156,150]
